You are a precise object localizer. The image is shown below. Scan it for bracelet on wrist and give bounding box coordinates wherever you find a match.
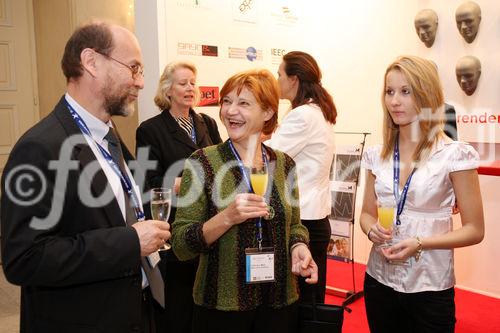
[414,236,423,261]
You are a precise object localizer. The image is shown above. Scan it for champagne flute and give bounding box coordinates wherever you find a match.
[150,188,172,251]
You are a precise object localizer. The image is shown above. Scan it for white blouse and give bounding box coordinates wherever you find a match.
[265,103,335,220]
[361,139,479,293]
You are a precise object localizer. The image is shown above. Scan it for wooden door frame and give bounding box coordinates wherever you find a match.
[25,0,39,122]
[25,0,40,123]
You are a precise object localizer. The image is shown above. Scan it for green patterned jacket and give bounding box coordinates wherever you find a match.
[172,140,309,311]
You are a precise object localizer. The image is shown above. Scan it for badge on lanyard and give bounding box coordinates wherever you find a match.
[147,252,161,268]
[228,140,276,283]
[245,247,275,284]
[387,134,416,267]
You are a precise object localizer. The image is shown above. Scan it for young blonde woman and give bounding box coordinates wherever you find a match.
[360,55,484,333]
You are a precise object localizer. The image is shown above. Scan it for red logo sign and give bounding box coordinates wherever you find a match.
[198,86,219,107]
[202,45,218,57]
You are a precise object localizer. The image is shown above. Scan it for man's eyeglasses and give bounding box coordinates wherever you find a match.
[95,50,144,78]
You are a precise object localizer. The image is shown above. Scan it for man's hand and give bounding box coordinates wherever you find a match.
[132,220,171,256]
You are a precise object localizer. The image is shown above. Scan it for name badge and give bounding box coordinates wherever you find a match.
[147,251,161,268]
[245,248,275,284]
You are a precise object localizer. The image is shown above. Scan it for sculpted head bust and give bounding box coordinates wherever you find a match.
[414,9,438,48]
[455,56,481,96]
[455,1,481,43]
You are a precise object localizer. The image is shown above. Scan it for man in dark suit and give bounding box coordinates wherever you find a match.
[1,22,170,333]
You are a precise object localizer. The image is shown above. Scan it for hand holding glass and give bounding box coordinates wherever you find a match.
[150,188,172,251]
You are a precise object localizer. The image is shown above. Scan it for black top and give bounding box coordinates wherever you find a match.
[444,103,458,141]
[136,108,222,220]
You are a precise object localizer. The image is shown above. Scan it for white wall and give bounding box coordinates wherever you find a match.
[454,175,500,297]
[135,0,500,298]
[135,0,167,122]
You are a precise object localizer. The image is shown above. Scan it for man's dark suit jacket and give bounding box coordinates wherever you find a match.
[136,108,222,216]
[1,96,144,332]
[444,103,458,141]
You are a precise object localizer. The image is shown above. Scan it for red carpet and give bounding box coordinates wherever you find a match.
[325,260,500,332]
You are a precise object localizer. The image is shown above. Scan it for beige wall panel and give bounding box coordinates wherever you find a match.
[0,155,7,174]
[33,0,137,151]
[0,0,37,179]
[0,0,12,26]
[0,105,16,153]
[33,0,71,118]
[0,40,16,90]
[72,0,137,152]
[72,0,135,30]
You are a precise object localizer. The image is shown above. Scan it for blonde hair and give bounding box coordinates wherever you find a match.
[381,56,445,164]
[219,69,279,135]
[154,61,199,110]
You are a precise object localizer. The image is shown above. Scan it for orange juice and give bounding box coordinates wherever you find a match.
[250,174,268,196]
[377,207,394,229]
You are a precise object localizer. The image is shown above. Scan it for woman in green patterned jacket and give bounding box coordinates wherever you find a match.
[172,69,318,333]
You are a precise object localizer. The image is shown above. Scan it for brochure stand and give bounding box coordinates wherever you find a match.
[326,132,370,307]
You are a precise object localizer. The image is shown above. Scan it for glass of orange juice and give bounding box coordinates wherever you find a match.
[250,165,268,197]
[250,165,274,219]
[376,200,395,247]
[377,205,395,230]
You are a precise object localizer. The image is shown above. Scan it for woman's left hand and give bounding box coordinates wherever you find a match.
[291,244,318,284]
[381,238,420,261]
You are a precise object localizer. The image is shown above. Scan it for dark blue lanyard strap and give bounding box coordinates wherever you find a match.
[228,139,268,250]
[65,98,145,222]
[393,134,416,225]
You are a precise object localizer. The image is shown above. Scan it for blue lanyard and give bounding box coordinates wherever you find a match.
[393,134,416,225]
[189,115,197,143]
[228,139,268,250]
[65,99,145,222]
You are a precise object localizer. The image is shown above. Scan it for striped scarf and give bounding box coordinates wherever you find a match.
[176,116,195,142]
